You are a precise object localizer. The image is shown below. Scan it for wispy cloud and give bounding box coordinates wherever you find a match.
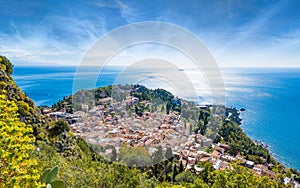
[0,22,84,65]
[0,0,300,67]
[213,28,300,67]
[0,1,110,66]
[92,0,119,9]
[115,0,140,23]
[272,29,300,45]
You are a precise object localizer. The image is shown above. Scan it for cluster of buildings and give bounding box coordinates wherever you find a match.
[48,94,299,186]
[69,96,193,156]
[44,110,80,124]
[178,136,299,186]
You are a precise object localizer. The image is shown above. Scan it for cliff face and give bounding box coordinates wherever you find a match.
[0,55,49,138]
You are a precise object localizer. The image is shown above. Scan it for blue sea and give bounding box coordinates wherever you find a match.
[13,66,300,170]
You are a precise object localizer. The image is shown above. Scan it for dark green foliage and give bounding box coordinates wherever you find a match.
[131,85,152,101]
[164,162,173,181]
[215,120,275,165]
[46,166,58,184]
[49,181,64,188]
[246,154,265,164]
[95,85,113,99]
[195,110,210,134]
[40,169,51,184]
[165,148,173,161]
[226,107,242,125]
[172,164,177,183]
[131,85,180,113]
[179,161,184,173]
[166,102,171,114]
[152,88,174,103]
[77,138,91,154]
[53,84,181,117]
[153,146,164,164]
[0,55,13,75]
[48,119,70,137]
[196,161,215,183]
[40,166,64,188]
[208,164,283,188]
[36,140,141,187]
[119,144,151,167]
[72,89,95,111]
[16,100,31,116]
[180,101,200,123]
[110,146,117,162]
[175,171,196,183]
[135,104,144,116]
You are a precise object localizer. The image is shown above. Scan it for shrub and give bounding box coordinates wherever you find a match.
[48,119,70,137]
[0,94,40,187]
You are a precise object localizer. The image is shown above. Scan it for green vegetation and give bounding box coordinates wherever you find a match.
[0,56,13,76]
[0,94,40,187]
[0,55,49,141]
[207,163,280,187]
[155,162,283,187]
[40,166,64,188]
[48,119,70,137]
[53,84,181,115]
[119,144,152,167]
[215,120,278,165]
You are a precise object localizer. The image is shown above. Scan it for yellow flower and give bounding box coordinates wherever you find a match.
[0,95,40,187]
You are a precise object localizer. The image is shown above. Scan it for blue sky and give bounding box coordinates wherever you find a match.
[0,0,300,67]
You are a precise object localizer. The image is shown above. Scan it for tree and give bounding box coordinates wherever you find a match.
[193,178,210,188]
[172,164,177,183]
[153,146,164,164]
[267,154,271,163]
[179,161,184,173]
[48,119,70,137]
[209,163,281,187]
[135,105,143,117]
[119,144,151,167]
[110,146,117,162]
[196,161,214,183]
[166,103,171,114]
[175,171,195,183]
[0,95,40,186]
[161,105,165,113]
[165,148,173,161]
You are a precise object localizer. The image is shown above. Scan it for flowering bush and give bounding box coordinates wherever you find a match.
[0,95,40,187]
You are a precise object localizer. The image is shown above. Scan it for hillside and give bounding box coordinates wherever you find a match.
[1,55,299,187]
[0,56,49,139]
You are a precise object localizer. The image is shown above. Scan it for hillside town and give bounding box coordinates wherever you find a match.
[42,91,299,188]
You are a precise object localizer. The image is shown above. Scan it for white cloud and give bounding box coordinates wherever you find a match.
[0,9,109,66]
[213,29,300,67]
[92,0,119,9]
[115,0,140,23]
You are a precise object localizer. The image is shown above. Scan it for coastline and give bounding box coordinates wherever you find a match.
[12,66,300,171]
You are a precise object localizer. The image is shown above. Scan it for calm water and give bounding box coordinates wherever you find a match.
[13,66,300,170]
[223,68,300,171]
